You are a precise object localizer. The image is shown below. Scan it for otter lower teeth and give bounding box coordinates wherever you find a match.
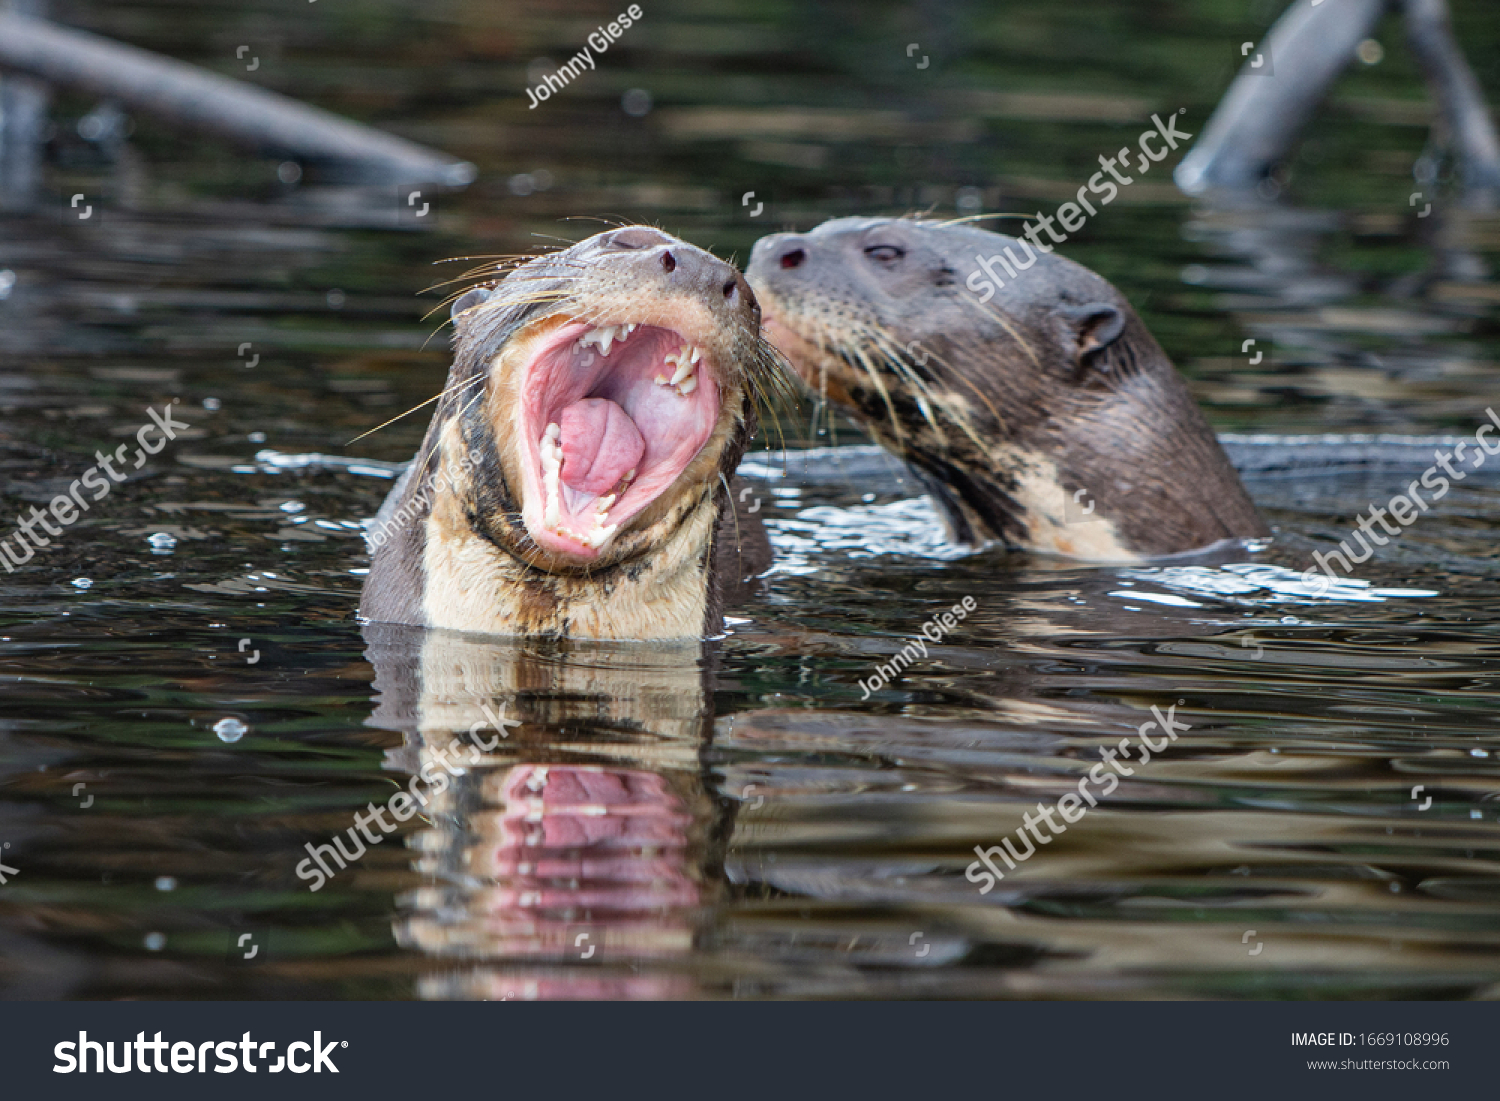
[582,517,618,548]
[538,422,621,552]
[540,423,563,529]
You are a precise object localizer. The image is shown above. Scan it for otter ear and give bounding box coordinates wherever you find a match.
[451,286,493,321]
[1063,303,1126,360]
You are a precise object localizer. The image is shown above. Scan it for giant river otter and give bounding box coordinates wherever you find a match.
[360,226,785,639]
[745,217,1267,561]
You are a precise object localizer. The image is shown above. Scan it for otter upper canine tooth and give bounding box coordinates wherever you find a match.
[578,325,622,356]
[659,344,703,392]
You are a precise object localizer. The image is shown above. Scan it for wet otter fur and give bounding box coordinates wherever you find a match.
[746,216,1267,561]
[361,226,784,639]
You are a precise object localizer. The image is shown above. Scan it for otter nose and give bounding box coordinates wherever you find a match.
[617,233,741,298]
[595,227,756,319]
[748,233,810,277]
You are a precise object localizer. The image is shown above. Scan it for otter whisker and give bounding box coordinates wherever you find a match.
[807,387,824,447]
[868,325,1006,444]
[558,215,635,228]
[955,291,1040,370]
[718,470,744,562]
[845,343,905,446]
[529,232,585,248]
[345,374,486,446]
[914,348,1002,446]
[425,270,572,302]
[425,257,589,295]
[425,255,577,288]
[419,286,574,349]
[867,334,948,447]
[933,212,1035,228]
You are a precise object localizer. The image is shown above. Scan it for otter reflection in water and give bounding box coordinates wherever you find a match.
[365,622,725,999]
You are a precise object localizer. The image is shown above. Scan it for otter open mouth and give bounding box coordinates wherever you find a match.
[518,320,720,559]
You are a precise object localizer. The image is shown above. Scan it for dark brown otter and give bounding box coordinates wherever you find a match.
[745,216,1267,560]
[360,226,783,639]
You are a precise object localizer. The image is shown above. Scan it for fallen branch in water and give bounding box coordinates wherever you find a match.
[0,10,476,187]
[1174,0,1500,208]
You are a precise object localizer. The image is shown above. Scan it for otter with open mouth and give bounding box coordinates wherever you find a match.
[746,216,1267,561]
[361,226,784,639]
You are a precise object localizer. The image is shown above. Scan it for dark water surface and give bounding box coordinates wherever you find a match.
[3,0,1500,999]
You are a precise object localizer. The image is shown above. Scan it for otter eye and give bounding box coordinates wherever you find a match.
[864,245,905,264]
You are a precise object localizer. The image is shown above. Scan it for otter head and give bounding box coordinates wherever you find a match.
[363,226,786,639]
[746,216,1266,560]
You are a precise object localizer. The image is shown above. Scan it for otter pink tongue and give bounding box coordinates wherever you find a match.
[558,398,645,495]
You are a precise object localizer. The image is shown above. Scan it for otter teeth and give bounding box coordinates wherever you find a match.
[540,423,563,529]
[537,422,622,551]
[656,344,704,395]
[582,518,618,548]
[577,326,618,356]
[576,323,637,357]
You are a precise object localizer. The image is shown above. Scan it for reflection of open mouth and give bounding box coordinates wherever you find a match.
[477,765,698,915]
[400,765,701,1000]
[519,321,720,559]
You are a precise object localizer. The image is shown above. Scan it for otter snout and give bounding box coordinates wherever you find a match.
[750,233,810,272]
[587,227,758,325]
[747,233,817,294]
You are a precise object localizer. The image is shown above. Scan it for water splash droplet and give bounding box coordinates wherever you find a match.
[213,718,248,743]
